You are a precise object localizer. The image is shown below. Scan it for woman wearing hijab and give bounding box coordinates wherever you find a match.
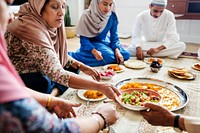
[0,0,118,132]
[5,0,120,99]
[69,0,130,66]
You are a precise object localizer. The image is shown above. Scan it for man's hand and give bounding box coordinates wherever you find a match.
[146,48,160,56]
[136,47,144,60]
[147,45,166,56]
[140,103,175,127]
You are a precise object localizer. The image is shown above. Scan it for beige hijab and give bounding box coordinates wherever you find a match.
[76,0,118,38]
[8,0,68,67]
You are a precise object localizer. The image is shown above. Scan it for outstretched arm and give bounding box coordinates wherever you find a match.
[25,87,81,118]
[140,103,198,132]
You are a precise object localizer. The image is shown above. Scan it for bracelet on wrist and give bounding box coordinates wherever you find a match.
[46,94,51,108]
[174,114,180,128]
[76,63,81,70]
[92,112,107,130]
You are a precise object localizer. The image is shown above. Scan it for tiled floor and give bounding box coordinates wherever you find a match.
[67,36,200,53]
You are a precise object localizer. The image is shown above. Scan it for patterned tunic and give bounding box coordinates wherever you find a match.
[5,32,75,88]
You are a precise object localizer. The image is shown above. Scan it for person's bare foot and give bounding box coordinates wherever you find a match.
[50,87,60,96]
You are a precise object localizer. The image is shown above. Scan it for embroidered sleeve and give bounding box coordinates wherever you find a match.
[35,46,75,87]
[65,55,75,68]
[5,32,75,87]
[0,98,80,133]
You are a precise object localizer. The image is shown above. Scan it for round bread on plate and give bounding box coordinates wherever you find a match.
[124,59,146,69]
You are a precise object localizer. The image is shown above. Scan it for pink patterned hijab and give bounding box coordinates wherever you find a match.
[0,30,30,104]
[7,0,68,67]
[76,0,118,37]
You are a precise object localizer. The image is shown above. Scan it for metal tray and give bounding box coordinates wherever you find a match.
[115,77,189,111]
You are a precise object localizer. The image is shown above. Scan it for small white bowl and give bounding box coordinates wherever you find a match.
[99,70,116,80]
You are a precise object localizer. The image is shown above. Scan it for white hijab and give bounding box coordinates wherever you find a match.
[76,0,118,37]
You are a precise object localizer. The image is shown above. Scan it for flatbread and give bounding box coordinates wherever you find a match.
[168,68,196,80]
[124,60,146,69]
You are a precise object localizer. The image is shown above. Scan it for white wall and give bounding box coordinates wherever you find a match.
[114,0,200,44]
[67,0,84,25]
[115,0,150,38]
[8,0,200,44]
[177,20,200,43]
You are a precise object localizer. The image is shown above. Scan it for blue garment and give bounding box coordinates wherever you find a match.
[69,13,130,66]
[0,98,80,133]
[20,67,79,95]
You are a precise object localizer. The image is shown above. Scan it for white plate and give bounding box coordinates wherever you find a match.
[144,58,165,64]
[192,63,200,71]
[124,59,146,69]
[103,64,125,73]
[77,90,107,102]
[168,68,196,80]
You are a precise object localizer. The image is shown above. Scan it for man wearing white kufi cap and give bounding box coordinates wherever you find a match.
[151,0,167,6]
[127,0,186,59]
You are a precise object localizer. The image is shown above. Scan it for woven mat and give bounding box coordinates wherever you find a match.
[60,57,200,133]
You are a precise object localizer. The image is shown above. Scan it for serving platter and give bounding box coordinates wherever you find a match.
[115,77,189,111]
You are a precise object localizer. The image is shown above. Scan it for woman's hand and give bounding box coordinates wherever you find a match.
[115,48,124,64]
[48,96,81,118]
[97,82,120,101]
[92,49,103,60]
[96,103,119,126]
[80,64,101,81]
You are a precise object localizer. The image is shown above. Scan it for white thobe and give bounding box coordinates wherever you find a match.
[128,9,186,58]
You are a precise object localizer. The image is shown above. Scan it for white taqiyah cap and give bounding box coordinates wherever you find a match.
[151,0,167,6]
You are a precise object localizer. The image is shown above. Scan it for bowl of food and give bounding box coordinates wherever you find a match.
[99,70,116,80]
[116,88,161,111]
[150,60,162,73]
